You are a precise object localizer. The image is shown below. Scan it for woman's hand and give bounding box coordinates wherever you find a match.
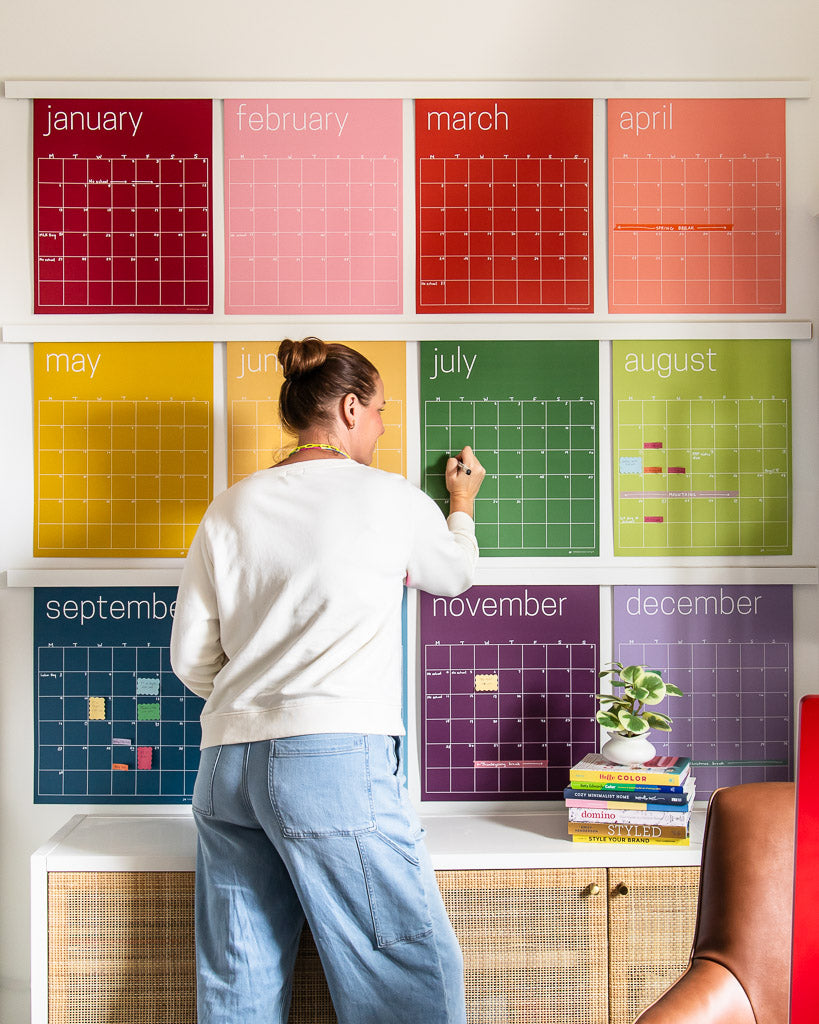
[444,445,486,519]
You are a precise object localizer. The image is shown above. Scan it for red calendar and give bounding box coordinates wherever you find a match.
[415,99,593,314]
[34,99,213,314]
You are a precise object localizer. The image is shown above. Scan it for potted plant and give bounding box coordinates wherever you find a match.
[595,662,684,766]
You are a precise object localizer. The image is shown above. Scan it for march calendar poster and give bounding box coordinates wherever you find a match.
[34,99,213,314]
[608,98,785,313]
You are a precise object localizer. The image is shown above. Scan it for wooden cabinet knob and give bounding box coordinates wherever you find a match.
[614,882,629,896]
[586,883,601,896]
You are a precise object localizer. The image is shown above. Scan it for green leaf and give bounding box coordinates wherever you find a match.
[664,683,685,698]
[631,674,667,705]
[596,710,621,729]
[643,712,673,731]
[620,665,645,686]
[616,708,650,734]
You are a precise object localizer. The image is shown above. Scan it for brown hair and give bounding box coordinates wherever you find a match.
[278,337,380,433]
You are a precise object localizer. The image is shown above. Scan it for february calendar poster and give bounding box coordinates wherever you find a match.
[614,585,793,798]
[34,99,213,313]
[226,340,407,485]
[420,586,599,801]
[33,342,213,557]
[608,98,785,313]
[415,99,593,313]
[224,99,402,314]
[34,587,203,803]
[421,340,598,556]
[613,339,791,556]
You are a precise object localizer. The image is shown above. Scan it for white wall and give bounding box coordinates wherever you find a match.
[1,1,818,1019]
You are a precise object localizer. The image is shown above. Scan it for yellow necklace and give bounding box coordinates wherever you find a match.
[289,442,350,459]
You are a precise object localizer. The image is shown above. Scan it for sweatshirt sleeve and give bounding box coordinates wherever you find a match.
[170,524,227,701]
[404,489,479,597]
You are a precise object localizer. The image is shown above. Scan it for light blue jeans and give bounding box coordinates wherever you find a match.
[192,734,467,1024]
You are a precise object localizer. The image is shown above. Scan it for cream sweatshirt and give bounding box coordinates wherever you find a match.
[170,460,478,748]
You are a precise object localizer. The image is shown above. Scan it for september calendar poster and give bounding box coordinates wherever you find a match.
[415,99,593,314]
[614,585,793,798]
[608,98,785,313]
[34,99,213,313]
[420,585,599,801]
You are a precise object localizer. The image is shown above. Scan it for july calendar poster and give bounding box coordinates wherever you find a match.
[224,99,402,314]
[420,586,599,801]
[33,99,213,314]
[614,585,793,798]
[608,98,785,313]
[33,587,204,803]
[612,338,791,556]
[415,99,593,314]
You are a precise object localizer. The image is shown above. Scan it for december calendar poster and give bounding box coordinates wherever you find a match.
[33,99,213,314]
[608,98,785,313]
[415,99,593,314]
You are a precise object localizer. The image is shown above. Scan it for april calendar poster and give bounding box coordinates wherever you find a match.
[415,99,593,314]
[421,340,598,556]
[614,585,793,799]
[608,98,785,313]
[420,586,599,801]
[226,340,407,485]
[34,99,213,314]
[34,587,203,803]
[224,99,402,314]
[613,339,791,556]
[34,342,213,557]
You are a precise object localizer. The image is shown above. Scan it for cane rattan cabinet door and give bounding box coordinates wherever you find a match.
[438,868,610,1024]
[606,866,700,1024]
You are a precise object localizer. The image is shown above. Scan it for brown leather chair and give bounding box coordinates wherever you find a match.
[634,781,795,1024]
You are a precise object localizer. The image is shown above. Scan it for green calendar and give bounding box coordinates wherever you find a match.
[421,340,598,556]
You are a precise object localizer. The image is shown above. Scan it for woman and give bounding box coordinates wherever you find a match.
[171,337,485,1024]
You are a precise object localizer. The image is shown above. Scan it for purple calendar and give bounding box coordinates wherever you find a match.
[420,586,599,801]
[614,585,793,798]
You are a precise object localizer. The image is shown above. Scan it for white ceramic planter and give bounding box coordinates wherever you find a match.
[600,731,657,767]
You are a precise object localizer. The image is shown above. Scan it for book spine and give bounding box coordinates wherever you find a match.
[565,797,691,812]
[571,833,690,846]
[564,787,692,806]
[569,821,688,839]
[569,780,687,793]
[568,808,690,827]
[569,768,688,787]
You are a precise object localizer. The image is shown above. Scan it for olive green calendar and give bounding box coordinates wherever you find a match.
[613,338,791,556]
[421,340,598,557]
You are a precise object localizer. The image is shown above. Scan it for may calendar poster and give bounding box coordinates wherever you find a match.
[34,587,203,803]
[614,585,793,798]
[33,342,212,557]
[224,99,402,314]
[415,99,593,314]
[420,586,599,801]
[34,99,213,314]
[421,340,598,556]
[613,339,791,556]
[608,98,785,313]
[226,340,407,485]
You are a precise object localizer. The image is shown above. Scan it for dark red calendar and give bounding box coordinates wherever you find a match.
[34,99,213,314]
[415,99,593,314]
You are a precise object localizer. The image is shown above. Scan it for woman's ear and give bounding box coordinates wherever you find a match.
[341,392,358,430]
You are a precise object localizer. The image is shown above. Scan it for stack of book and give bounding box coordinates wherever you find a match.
[564,753,695,846]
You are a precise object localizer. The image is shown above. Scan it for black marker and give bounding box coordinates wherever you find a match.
[454,458,471,475]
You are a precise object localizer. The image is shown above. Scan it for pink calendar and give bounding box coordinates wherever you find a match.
[608,98,785,313]
[224,99,403,314]
[34,99,213,314]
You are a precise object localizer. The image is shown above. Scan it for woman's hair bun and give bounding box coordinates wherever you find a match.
[278,337,328,380]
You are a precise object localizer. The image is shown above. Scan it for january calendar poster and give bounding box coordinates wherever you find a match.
[34,99,213,313]
[226,340,407,485]
[614,585,793,798]
[415,99,593,314]
[224,99,402,314]
[613,338,791,556]
[34,587,203,803]
[33,342,213,557]
[608,98,785,313]
[421,340,598,557]
[420,586,599,801]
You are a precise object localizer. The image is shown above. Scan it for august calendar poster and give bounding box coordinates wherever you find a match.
[614,585,793,799]
[415,99,593,313]
[34,587,203,803]
[608,98,785,313]
[420,586,599,801]
[34,99,213,314]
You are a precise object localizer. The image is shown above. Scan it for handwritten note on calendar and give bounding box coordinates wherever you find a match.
[224,100,403,314]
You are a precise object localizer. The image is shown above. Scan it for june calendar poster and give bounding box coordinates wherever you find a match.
[608,98,785,313]
[34,99,213,314]
[415,99,593,314]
